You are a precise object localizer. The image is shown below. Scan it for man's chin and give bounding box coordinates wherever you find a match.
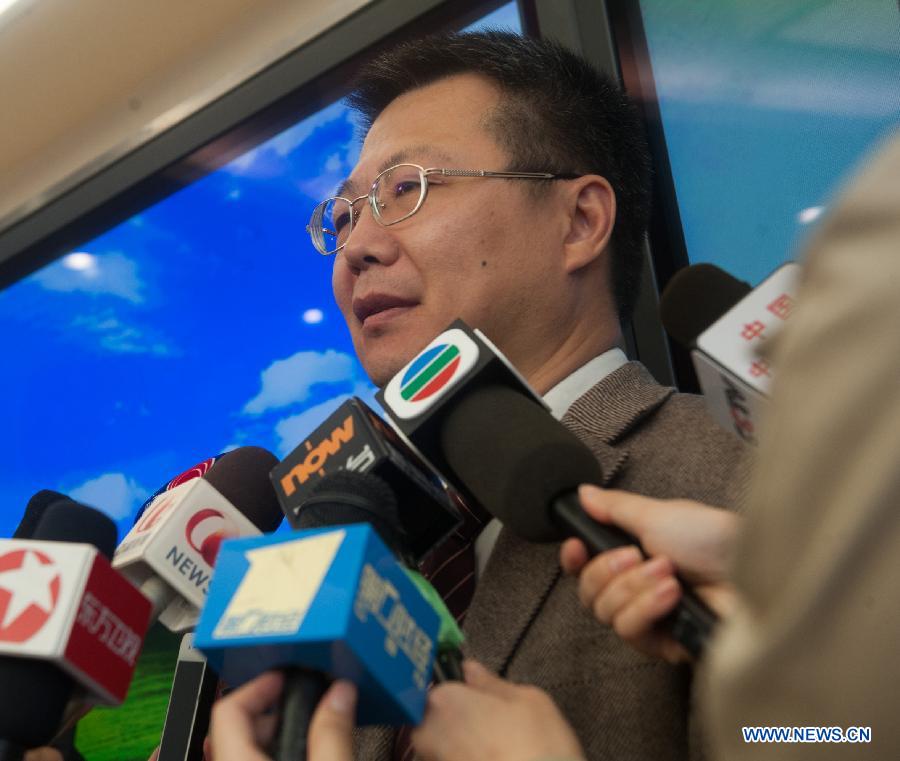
[356,330,438,389]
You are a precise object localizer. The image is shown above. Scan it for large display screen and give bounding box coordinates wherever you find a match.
[0,4,520,758]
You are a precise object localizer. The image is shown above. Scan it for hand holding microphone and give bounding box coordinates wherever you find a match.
[206,662,584,761]
[411,660,585,761]
[208,672,356,761]
[560,487,739,663]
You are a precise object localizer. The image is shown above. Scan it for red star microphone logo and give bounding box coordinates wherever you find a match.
[0,549,61,643]
[185,509,237,566]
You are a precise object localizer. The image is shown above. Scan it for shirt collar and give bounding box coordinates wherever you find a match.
[542,348,628,420]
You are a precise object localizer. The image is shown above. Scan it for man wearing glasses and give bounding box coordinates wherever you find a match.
[307,31,748,761]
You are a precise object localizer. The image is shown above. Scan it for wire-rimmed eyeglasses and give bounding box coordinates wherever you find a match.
[306,163,580,255]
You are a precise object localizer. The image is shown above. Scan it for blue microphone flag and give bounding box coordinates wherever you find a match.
[194,523,439,725]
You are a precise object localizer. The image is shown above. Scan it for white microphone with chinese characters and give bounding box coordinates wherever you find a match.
[661,262,800,444]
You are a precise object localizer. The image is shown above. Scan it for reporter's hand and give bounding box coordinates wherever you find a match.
[209,672,282,761]
[307,680,356,761]
[24,750,64,761]
[208,672,356,761]
[412,660,584,761]
[560,485,739,663]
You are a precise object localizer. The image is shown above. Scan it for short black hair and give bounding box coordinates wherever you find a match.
[347,30,652,320]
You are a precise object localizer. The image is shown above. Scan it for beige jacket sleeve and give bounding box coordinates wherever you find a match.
[703,131,900,760]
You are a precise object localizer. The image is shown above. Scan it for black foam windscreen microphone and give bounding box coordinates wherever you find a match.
[12,490,69,539]
[204,446,283,534]
[36,501,119,559]
[300,470,411,561]
[438,384,717,659]
[659,263,751,348]
[271,397,460,561]
[0,500,118,757]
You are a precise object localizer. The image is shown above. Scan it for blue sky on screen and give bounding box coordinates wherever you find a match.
[0,2,521,539]
[640,0,900,285]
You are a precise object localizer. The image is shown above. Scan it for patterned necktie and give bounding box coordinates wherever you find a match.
[392,491,491,761]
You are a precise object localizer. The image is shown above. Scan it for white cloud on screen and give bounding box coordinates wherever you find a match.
[32,252,145,303]
[242,349,358,416]
[225,101,352,178]
[296,142,360,202]
[69,473,150,520]
[323,153,343,173]
[273,382,380,456]
[72,310,178,356]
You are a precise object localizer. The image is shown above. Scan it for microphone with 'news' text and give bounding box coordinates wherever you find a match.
[113,446,282,632]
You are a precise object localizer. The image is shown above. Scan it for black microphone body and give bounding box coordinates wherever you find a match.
[271,397,460,561]
[0,501,118,756]
[272,470,411,761]
[658,263,752,349]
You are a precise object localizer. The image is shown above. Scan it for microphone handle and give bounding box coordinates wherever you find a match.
[274,668,330,761]
[433,646,465,683]
[551,491,718,659]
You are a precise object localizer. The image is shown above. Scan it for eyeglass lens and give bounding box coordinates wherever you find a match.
[312,164,427,254]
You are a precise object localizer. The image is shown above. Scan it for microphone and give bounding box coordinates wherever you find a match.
[0,500,152,757]
[193,518,442,731]
[144,449,282,761]
[271,396,461,561]
[156,634,218,761]
[113,446,283,631]
[377,320,717,658]
[299,471,465,676]
[279,472,466,759]
[273,455,465,759]
[12,490,69,539]
[659,262,800,444]
[658,263,752,349]
[132,455,224,528]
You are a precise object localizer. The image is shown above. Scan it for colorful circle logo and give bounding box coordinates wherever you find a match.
[0,549,61,643]
[185,509,236,566]
[399,343,462,402]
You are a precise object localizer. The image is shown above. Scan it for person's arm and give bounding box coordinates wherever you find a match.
[411,660,585,761]
[206,672,356,761]
[559,485,739,663]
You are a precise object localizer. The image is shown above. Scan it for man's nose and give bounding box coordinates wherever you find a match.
[340,200,400,272]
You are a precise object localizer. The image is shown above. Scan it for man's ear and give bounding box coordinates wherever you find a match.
[562,175,616,274]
